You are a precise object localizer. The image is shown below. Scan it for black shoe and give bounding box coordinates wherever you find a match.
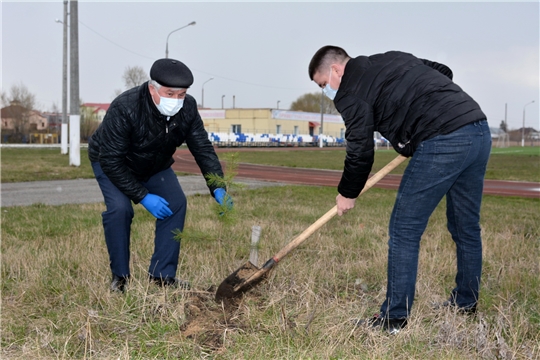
[110,274,129,293]
[149,276,190,290]
[353,314,407,335]
[440,299,477,315]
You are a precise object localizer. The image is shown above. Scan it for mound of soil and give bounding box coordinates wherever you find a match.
[179,287,245,350]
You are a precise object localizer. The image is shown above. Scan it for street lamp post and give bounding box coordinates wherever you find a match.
[277,100,280,109]
[165,21,196,58]
[522,100,535,147]
[201,77,213,108]
[221,95,225,109]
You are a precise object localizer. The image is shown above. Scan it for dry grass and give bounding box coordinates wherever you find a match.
[1,186,539,359]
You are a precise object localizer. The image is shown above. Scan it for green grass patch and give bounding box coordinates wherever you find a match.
[2,186,539,358]
[1,148,94,182]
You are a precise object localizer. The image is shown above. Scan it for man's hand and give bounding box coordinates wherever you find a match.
[140,194,173,220]
[214,188,234,210]
[336,194,356,216]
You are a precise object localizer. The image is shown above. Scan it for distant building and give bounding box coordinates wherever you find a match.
[489,127,507,139]
[82,103,110,122]
[43,112,62,132]
[200,108,345,139]
[1,104,48,132]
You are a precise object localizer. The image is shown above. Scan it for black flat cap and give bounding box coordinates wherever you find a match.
[150,58,194,88]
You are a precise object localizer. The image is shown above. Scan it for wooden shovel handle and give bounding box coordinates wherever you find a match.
[272,155,408,262]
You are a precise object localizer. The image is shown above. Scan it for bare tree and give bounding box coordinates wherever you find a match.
[499,120,507,133]
[80,104,100,141]
[290,92,339,115]
[8,82,36,110]
[122,66,149,89]
[2,83,38,138]
[0,90,8,107]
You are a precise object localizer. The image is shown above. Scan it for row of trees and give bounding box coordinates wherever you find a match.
[1,66,149,143]
[0,83,97,142]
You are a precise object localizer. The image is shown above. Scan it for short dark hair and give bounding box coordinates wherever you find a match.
[308,46,350,80]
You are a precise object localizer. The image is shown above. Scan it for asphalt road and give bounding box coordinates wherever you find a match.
[0,175,285,208]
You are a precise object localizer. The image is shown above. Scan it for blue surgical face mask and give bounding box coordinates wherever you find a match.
[323,84,338,101]
[156,96,184,117]
[323,68,338,100]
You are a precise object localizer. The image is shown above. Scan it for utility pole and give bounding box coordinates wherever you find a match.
[69,0,80,166]
[60,0,68,154]
[504,103,507,131]
[522,101,535,147]
[319,90,324,148]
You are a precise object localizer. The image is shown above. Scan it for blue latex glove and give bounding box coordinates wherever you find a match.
[214,188,233,210]
[140,194,173,220]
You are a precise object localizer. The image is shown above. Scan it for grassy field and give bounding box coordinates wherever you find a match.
[2,185,539,359]
[0,148,94,183]
[1,146,539,183]
[1,146,539,358]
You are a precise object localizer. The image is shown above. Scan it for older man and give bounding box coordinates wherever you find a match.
[309,46,491,333]
[88,58,232,292]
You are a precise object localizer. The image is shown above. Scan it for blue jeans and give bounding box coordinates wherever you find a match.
[91,163,187,280]
[380,120,491,319]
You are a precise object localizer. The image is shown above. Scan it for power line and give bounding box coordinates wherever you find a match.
[78,20,310,91]
[78,20,155,60]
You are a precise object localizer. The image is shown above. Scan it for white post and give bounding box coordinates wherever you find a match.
[249,225,261,266]
[69,115,80,166]
[69,0,80,166]
[61,123,68,154]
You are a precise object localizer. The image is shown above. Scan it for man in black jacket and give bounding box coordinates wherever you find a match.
[89,58,232,292]
[309,46,491,333]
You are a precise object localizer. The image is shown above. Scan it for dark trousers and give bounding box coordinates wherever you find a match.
[380,120,491,318]
[91,163,187,279]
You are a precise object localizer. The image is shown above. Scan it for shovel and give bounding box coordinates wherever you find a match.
[215,154,408,302]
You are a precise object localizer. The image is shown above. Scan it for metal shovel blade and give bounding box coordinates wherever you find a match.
[216,261,270,302]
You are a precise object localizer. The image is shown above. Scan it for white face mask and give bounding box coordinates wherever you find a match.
[156,96,184,116]
[323,68,339,100]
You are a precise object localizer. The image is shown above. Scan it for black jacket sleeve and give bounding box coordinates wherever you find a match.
[421,59,453,80]
[97,101,150,203]
[335,94,375,199]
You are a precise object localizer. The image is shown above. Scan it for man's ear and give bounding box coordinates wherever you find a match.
[331,64,343,77]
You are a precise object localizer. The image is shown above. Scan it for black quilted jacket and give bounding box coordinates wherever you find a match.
[88,82,223,203]
[334,51,486,199]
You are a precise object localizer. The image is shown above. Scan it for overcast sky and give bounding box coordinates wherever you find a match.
[2,1,539,130]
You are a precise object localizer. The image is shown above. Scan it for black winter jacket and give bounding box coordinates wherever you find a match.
[334,51,486,199]
[88,82,223,203]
